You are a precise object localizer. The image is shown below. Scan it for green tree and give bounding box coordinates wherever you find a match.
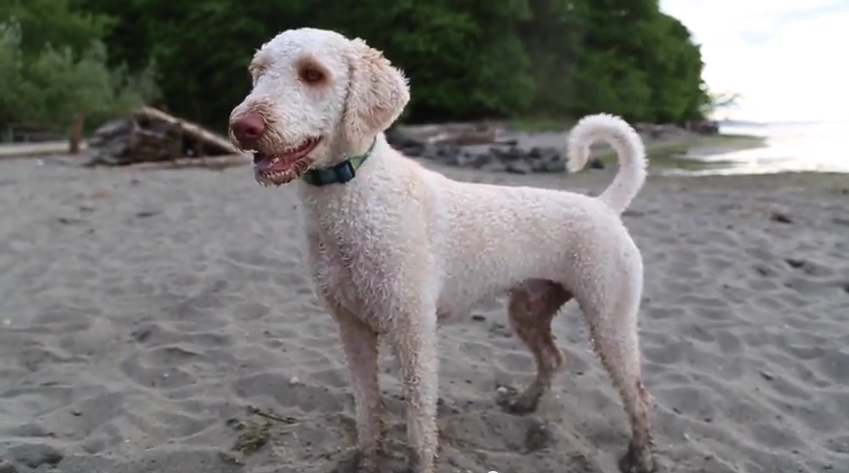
[0,16,159,133]
[79,0,540,128]
[0,0,113,55]
[640,14,710,122]
[72,0,711,128]
[518,0,587,116]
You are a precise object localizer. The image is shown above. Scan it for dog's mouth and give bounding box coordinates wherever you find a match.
[253,137,322,186]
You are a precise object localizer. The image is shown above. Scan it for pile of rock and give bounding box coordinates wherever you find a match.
[385,127,603,174]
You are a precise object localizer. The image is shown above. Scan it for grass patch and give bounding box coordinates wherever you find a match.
[719,133,766,143]
[651,171,849,192]
[228,405,299,458]
[596,133,766,171]
[233,418,272,455]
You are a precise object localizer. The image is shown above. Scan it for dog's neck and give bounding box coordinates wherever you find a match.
[301,137,377,187]
[296,133,389,202]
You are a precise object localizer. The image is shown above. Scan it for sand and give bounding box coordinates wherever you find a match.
[0,154,847,473]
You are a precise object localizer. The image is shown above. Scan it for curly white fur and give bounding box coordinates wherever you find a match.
[230,27,657,473]
[568,114,648,213]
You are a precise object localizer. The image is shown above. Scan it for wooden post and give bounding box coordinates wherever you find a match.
[69,114,84,154]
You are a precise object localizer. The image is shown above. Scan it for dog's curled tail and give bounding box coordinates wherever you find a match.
[566,113,648,213]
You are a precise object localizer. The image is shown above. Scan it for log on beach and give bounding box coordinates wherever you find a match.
[83,107,244,167]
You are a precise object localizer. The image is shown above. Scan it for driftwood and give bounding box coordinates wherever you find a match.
[427,129,497,145]
[137,106,239,154]
[69,114,85,154]
[84,107,245,167]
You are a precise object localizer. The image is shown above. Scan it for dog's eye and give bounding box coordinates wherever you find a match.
[300,67,325,84]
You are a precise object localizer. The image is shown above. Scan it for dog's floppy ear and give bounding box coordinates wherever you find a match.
[342,38,410,143]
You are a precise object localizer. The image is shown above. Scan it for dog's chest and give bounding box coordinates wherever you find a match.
[304,231,389,319]
[300,205,397,320]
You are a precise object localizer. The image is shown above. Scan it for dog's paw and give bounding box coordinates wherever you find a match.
[389,446,423,473]
[495,386,540,415]
[329,449,379,473]
[617,440,657,473]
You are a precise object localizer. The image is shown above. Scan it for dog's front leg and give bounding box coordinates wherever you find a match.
[389,306,439,473]
[333,306,383,472]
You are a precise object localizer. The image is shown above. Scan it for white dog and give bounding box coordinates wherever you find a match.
[229,27,656,473]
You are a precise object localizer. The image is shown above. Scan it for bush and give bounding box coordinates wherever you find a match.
[0,19,160,134]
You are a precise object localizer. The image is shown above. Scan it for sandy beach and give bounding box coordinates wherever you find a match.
[0,153,847,473]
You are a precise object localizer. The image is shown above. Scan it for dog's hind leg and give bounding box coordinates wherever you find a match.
[580,282,657,473]
[498,279,573,415]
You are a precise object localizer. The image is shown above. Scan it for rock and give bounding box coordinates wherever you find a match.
[4,442,64,468]
[385,127,422,153]
[0,460,18,473]
[386,129,581,175]
[505,159,533,174]
[692,120,720,135]
[769,210,793,224]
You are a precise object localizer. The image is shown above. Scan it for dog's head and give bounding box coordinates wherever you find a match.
[229,28,410,187]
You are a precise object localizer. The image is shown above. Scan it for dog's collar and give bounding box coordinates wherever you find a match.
[302,139,376,187]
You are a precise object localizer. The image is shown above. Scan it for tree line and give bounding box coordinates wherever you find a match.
[1,0,712,133]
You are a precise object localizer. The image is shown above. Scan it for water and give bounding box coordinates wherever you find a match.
[686,121,849,175]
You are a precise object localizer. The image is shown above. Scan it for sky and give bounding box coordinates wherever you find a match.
[660,0,849,123]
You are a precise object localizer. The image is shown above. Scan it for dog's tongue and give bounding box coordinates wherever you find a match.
[253,152,298,172]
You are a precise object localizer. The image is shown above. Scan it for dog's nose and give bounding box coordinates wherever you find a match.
[230,113,266,148]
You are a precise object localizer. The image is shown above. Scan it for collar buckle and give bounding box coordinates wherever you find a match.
[302,138,376,187]
[333,160,356,184]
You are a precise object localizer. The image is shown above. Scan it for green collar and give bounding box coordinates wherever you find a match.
[302,139,376,187]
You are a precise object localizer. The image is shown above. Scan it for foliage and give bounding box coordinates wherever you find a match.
[0,17,159,132]
[6,0,714,131]
[0,0,113,55]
